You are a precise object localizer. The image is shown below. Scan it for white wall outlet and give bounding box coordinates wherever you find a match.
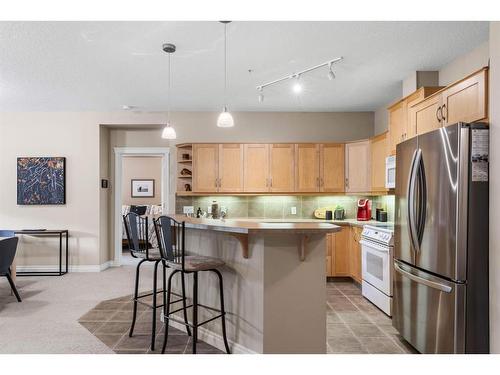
[291,206,297,215]
[183,206,194,214]
[207,205,212,214]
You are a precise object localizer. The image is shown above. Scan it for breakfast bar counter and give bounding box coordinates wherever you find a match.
[166,215,340,354]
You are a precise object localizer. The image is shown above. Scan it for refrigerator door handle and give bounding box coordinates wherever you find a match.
[394,260,452,293]
[407,149,421,253]
[416,152,427,245]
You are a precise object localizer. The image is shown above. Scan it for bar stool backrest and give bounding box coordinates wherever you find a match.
[154,216,185,270]
[123,212,150,258]
[0,237,19,275]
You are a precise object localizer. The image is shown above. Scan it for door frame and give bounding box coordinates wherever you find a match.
[113,147,170,266]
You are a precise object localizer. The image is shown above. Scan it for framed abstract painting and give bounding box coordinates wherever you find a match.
[17,157,66,205]
[131,179,155,198]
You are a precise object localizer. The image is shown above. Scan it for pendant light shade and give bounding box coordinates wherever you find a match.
[217,21,234,128]
[162,43,177,139]
[161,123,177,139]
[217,107,234,128]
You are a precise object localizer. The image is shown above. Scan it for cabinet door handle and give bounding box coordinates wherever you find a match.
[436,106,442,122]
[441,104,447,121]
[270,177,273,187]
[215,178,218,188]
[345,177,349,189]
[320,177,324,187]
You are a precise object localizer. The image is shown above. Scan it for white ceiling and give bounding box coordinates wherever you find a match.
[0,21,489,112]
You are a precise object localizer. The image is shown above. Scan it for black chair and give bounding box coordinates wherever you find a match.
[0,237,22,302]
[154,215,231,354]
[123,212,190,351]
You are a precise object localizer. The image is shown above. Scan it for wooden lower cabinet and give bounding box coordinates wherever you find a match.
[326,226,357,279]
[349,226,363,283]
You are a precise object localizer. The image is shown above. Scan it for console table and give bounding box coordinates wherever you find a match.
[14,230,69,276]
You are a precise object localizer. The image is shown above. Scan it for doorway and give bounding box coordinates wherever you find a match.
[113,147,170,266]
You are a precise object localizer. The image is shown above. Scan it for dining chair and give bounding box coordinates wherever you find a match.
[0,237,22,302]
[155,215,231,354]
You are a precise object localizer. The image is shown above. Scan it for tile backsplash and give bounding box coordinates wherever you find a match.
[176,195,395,221]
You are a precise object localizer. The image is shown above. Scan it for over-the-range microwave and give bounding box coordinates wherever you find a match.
[385,155,396,189]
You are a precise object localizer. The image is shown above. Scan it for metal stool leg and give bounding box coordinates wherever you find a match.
[192,271,198,354]
[129,259,146,337]
[181,272,192,337]
[151,259,161,351]
[6,272,21,302]
[213,269,231,354]
[161,269,178,354]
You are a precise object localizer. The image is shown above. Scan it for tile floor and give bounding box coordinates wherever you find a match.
[78,293,223,354]
[326,279,417,354]
[77,278,417,354]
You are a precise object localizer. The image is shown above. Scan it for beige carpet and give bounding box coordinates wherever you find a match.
[0,264,158,354]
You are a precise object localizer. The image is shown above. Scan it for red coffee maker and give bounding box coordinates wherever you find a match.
[357,199,371,221]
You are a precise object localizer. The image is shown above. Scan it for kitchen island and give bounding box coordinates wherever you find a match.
[165,216,341,354]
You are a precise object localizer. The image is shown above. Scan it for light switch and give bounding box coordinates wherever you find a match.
[291,206,297,215]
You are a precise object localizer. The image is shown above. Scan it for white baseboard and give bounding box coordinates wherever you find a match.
[168,319,257,354]
[16,260,115,273]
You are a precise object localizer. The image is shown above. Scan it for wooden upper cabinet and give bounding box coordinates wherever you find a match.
[243,144,269,192]
[192,144,219,192]
[388,87,443,155]
[319,144,345,192]
[269,144,295,192]
[408,94,442,137]
[442,68,488,125]
[370,132,388,192]
[345,140,371,193]
[295,144,320,192]
[388,101,406,155]
[218,144,244,192]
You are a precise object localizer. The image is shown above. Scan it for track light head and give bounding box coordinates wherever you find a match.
[258,93,264,103]
[328,69,335,80]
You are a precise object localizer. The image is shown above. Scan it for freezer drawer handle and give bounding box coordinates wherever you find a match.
[394,261,452,293]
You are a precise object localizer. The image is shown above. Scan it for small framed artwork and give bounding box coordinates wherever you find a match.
[131,179,155,198]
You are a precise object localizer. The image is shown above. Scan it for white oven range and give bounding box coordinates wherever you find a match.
[360,225,394,316]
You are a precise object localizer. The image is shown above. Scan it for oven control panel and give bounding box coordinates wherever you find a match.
[361,225,394,246]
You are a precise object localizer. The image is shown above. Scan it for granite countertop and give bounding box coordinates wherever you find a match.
[168,215,393,233]
[168,215,342,235]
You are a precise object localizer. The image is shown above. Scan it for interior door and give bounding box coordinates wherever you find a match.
[192,144,218,192]
[218,144,244,192]
[416,125,460,281]
[320,143,345,192]
[243,144,269,192]
[394,137,418,265]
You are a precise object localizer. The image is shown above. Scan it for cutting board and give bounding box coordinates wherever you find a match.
[314,206,337,219]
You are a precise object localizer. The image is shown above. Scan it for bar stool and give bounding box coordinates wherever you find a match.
[154,215,231,354]
[123,212,190,351]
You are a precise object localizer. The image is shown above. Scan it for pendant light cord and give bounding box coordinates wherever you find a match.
[224,22,227,111]
[167,52,171,124]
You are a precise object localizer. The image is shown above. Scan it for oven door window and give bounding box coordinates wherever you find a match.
[366,252,384,280]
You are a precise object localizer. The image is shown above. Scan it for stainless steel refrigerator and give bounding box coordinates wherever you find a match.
[393,122,489,354]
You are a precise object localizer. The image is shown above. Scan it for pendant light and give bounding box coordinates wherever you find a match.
[217,21,234,128]
[161,43,177,139]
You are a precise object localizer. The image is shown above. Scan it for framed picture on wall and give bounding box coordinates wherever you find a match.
[131,179,155,198]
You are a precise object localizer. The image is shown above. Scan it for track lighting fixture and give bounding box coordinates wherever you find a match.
[256,57,342,102]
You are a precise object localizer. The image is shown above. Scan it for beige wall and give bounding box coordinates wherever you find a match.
[121,156,162,206]
[489,21,500,354]
[439,41,490,86]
